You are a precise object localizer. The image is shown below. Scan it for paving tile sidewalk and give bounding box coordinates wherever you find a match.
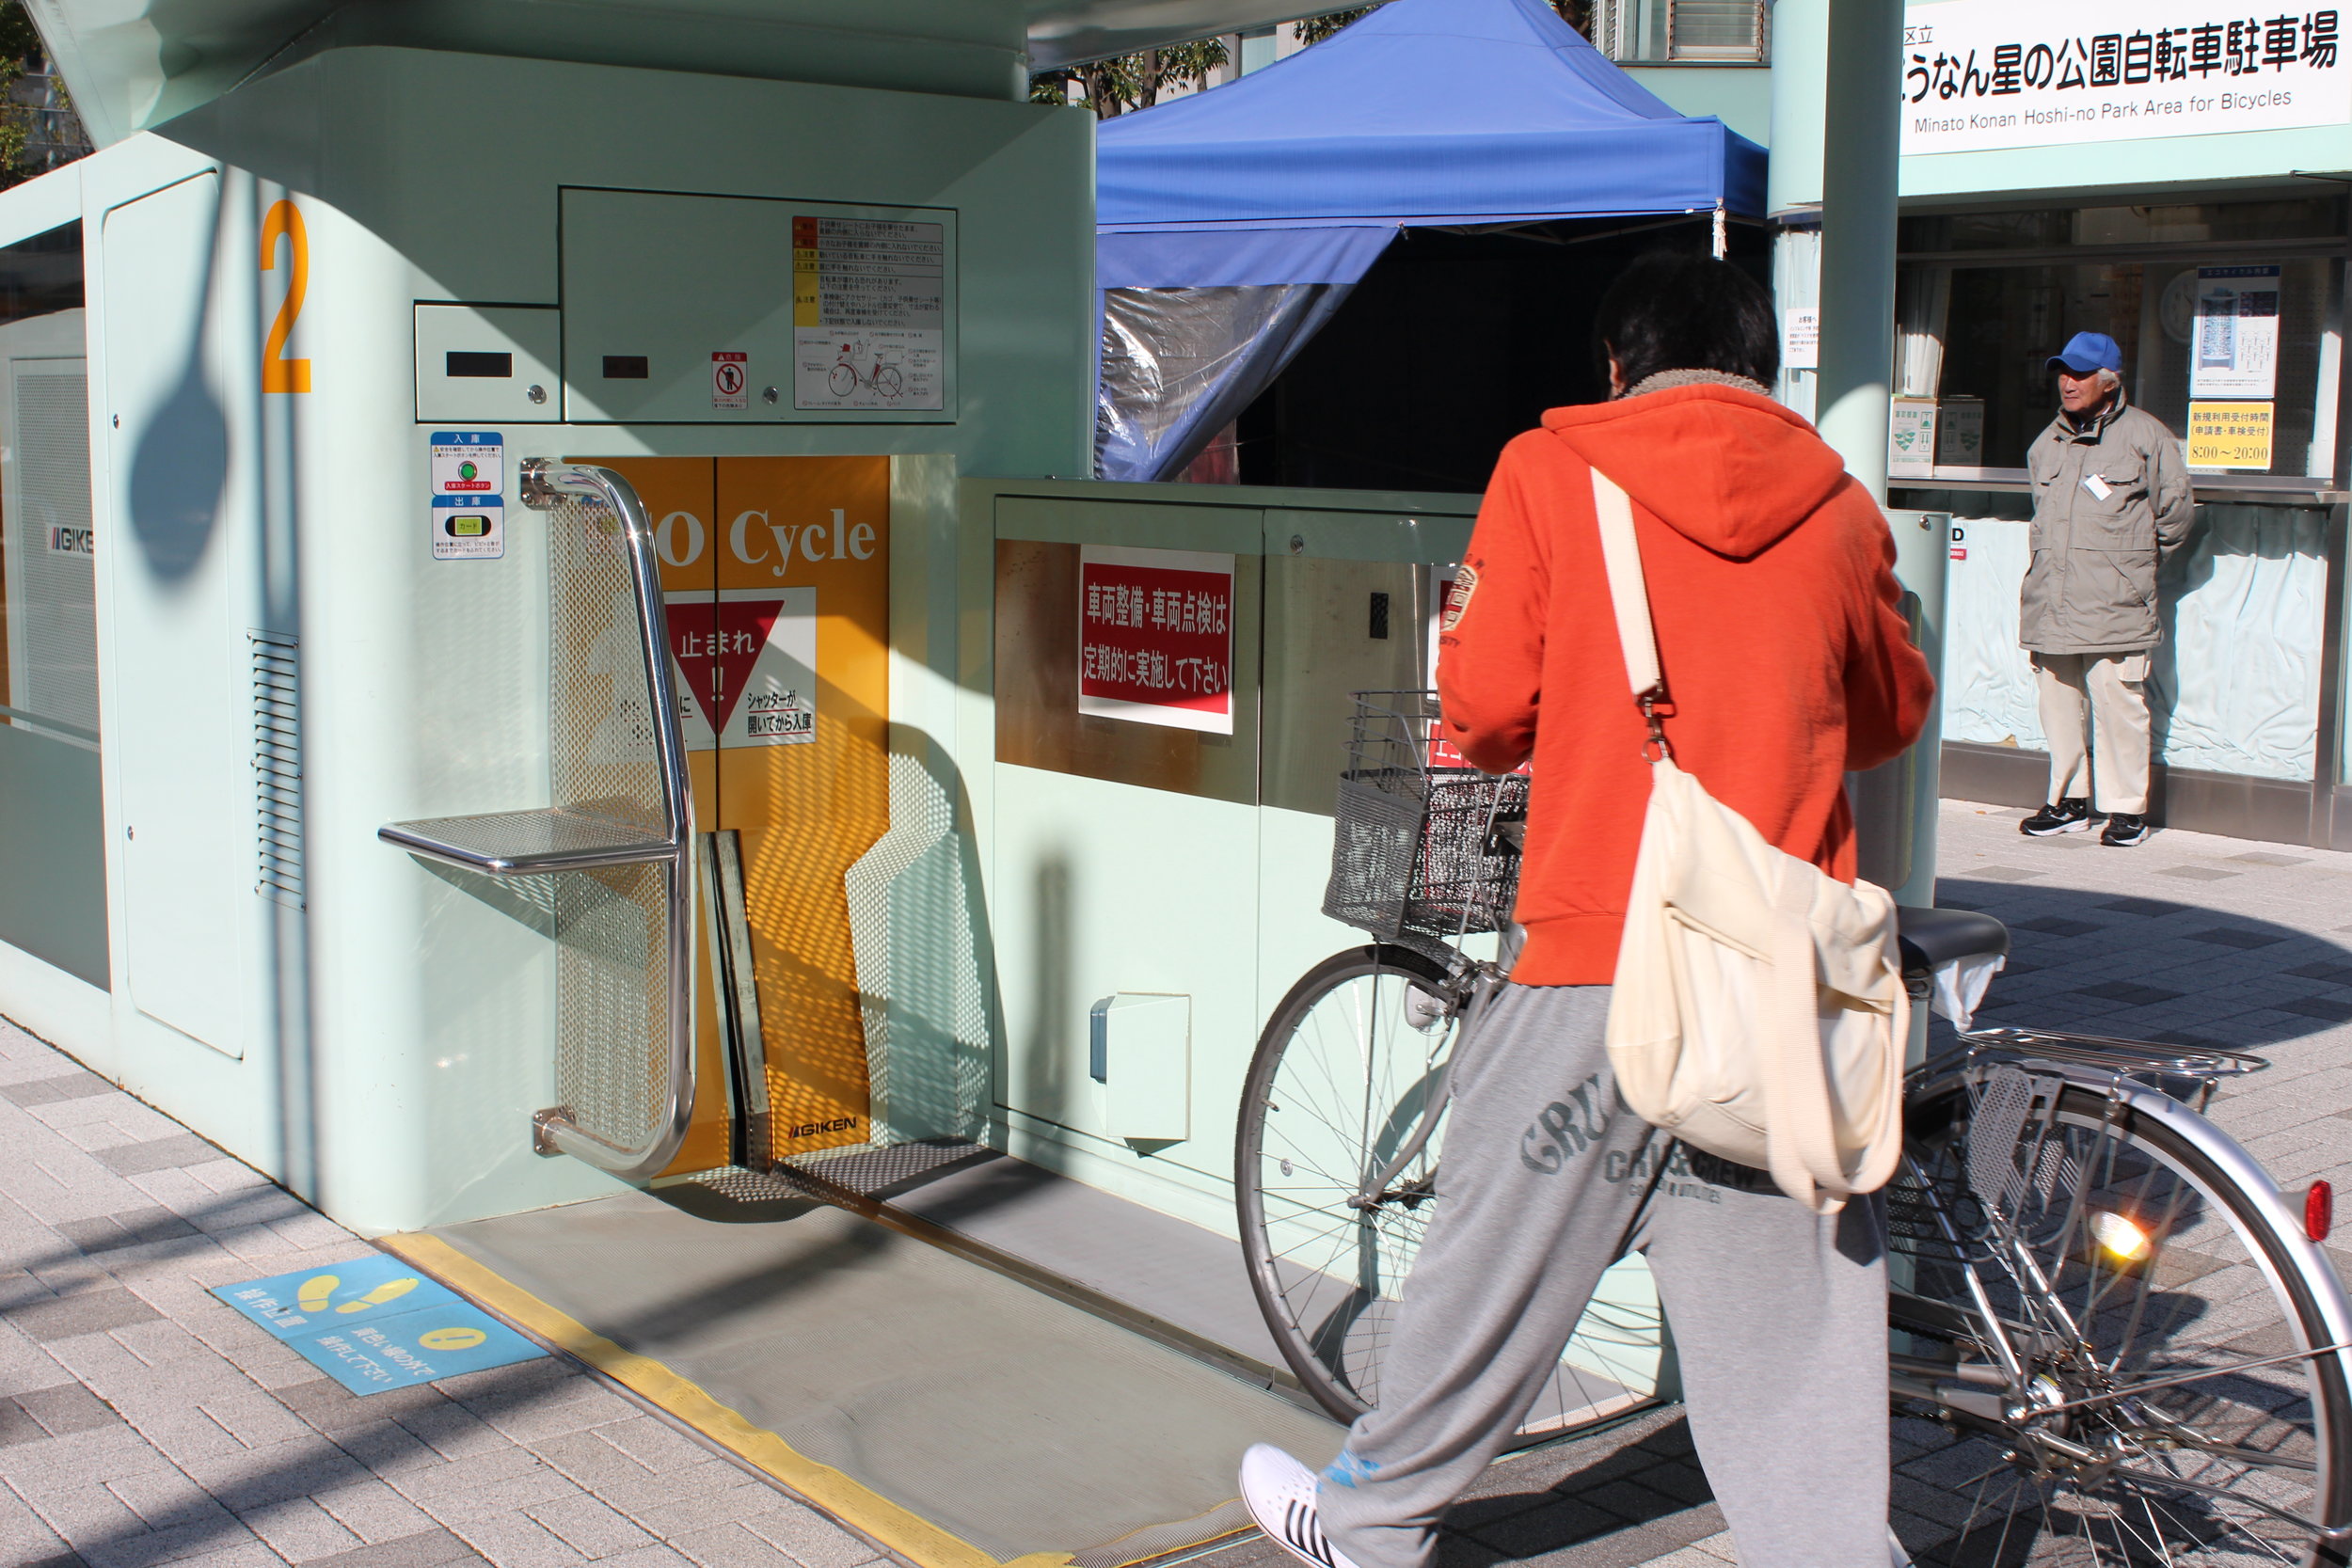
[0,1016,908,1568]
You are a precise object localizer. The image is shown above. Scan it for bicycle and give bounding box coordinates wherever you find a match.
[1237,691,2352,1566]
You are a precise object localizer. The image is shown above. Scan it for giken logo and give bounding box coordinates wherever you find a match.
[787,1117,859,1140]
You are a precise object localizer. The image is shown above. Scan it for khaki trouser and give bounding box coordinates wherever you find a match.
[2033,651,2152,815]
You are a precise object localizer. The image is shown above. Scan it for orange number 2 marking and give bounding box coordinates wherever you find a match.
[260,198,310,393]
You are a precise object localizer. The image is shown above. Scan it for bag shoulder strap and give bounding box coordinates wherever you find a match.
[1588,467,1664,703]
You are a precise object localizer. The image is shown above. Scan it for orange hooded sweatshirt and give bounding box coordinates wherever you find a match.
[1437,382,1936,986]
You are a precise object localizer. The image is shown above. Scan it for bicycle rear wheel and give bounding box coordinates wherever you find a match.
[1236,945,1659,1436]
[1892,1066,2352,1566]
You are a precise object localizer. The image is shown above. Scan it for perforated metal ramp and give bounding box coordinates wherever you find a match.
[404,1180,1345,1568]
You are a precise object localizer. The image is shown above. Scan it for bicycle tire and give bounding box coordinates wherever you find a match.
[1236,946,1658,1437]
[1894,1070,2352,1566]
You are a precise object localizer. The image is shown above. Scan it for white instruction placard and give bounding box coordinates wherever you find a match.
[792,215,946,411]
[428,431,503,560]
[1781,308,1820,371]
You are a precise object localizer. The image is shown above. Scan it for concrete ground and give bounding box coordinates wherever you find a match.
[4,798,2350,1568]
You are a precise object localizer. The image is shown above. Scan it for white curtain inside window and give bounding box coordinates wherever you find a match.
[1896,267,1950,399]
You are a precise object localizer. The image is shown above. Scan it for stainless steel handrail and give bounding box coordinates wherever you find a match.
[521,460,694,1181]
[377,460,694,1182]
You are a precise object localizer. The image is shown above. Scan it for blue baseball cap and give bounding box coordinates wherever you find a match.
[2047,332,2123,376]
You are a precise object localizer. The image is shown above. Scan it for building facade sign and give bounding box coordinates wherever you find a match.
[1902,1,2347,155]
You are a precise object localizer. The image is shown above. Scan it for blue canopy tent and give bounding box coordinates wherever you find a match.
[1093,0,1767,480]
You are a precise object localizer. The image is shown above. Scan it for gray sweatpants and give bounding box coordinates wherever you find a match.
[1315,984,1893,1568]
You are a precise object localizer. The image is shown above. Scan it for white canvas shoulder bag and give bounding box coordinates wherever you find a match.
[1591,467,1908,1215]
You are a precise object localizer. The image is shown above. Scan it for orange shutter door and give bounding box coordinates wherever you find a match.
[713,455,891,1161]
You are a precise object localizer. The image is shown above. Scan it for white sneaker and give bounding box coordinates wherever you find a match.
[1240,1444,1363,1568]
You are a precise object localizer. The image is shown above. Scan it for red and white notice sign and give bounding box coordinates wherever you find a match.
[711,351,748,412]
[1077,545,1234,735]
[664,587,818,750]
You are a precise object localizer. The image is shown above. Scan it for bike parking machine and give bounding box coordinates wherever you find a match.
[0,16,1952,1541]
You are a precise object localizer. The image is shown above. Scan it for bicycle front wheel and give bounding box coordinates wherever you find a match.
[1237,946,1657,1437]
[1893,1067,2352,1566]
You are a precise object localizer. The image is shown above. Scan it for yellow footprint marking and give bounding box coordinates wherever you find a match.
[295,1275,339,1313]
[418,1326,486,1352]
[336,1276,420,1314]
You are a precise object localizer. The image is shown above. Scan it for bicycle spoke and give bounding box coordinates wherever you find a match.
[1891,1069,2346,1567]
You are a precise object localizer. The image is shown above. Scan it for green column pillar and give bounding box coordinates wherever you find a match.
[1772,0,1945,914]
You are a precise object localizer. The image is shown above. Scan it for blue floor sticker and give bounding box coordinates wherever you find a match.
[215,1253,460,1338]
[215,1254,547,1394]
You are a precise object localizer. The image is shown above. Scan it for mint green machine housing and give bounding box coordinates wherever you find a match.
[0,21,1684,1418]
[0,45,1092,1233]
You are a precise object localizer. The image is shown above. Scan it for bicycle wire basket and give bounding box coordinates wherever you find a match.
[1323,691,1529,952]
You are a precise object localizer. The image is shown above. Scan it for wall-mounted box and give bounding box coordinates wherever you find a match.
[414,305,561,423]
[560,189,956,425]
[1089,991,1190,1145]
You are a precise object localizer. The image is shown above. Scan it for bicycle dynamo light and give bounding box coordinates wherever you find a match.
[2309,1180,2334,1243]
[2090,1210,2153,1263]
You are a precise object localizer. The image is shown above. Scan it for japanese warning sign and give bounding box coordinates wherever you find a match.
[711,351,748,411]
[1901,2,2348,155]
[1078,545,1234,734]
[666,587,818,748]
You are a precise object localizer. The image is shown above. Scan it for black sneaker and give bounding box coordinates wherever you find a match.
[2021,798,2091,836]
[2101,813,2153,847]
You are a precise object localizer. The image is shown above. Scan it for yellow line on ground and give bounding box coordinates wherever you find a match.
[383,1232,1075,1568]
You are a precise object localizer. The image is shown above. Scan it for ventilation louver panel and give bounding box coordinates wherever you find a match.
[1668,0,1765,59]
[250,631,302,908]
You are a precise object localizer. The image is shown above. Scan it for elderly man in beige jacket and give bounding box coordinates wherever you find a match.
[2017,332,2193,847]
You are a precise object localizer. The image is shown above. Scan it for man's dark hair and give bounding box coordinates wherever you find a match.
[1594,250,1780,392]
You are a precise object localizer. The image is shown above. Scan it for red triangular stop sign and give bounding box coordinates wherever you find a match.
[667,600,786,732]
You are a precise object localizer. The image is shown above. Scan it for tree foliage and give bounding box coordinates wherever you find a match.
[1302,1,1591,41]
[0,0,88,189]
[1030,36,1232,117]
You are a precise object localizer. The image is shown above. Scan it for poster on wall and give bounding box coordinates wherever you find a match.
[2188,264,2281,398]
[1900,2,2350,156]
[1077,545,1234,734]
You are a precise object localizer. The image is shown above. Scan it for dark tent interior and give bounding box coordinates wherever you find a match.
[1232,218,1774,495]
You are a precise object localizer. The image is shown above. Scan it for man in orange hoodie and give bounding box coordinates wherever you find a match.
[1240,253,1936,1568]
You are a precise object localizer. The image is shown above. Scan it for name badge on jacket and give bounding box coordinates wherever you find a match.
[2082,474,2114,500]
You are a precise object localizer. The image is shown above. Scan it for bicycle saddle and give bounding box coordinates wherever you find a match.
[1896,906,2010,980]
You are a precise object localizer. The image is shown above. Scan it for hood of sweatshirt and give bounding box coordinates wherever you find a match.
[1540,383,1852,561]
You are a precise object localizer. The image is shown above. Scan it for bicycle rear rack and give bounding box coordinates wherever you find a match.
[1957,1026,2269,1083]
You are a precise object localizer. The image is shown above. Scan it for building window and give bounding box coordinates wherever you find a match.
[1593,0,1769,62]
[1894,197,2346,483]
[0,220,91,745]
